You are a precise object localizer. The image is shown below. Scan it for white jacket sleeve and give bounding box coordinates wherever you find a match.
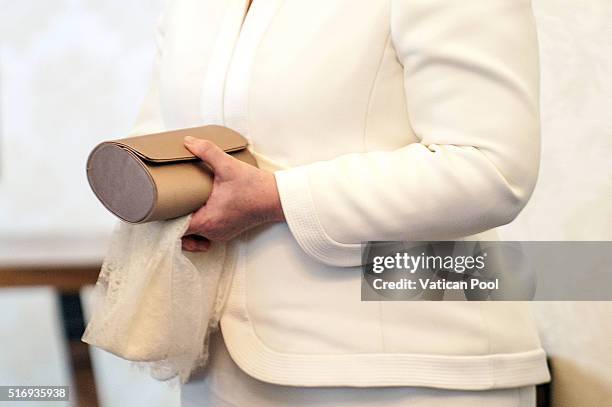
[274,0,541,267]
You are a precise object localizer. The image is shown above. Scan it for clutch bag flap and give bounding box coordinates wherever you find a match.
[86,125,257,224]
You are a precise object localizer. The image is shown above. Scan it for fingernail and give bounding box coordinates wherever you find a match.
[184,136,195,144]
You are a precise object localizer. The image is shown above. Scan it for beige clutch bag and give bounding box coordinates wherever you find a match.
[86,125,257,224]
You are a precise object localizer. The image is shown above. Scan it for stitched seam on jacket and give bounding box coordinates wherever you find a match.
[365,7,392,352]
[305,30,393,251]
[362,29,392,152]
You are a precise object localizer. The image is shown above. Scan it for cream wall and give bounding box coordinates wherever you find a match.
[497,1,612,406]
[0,0,164,261]
[0,1,610,406]
[0,2,177,407]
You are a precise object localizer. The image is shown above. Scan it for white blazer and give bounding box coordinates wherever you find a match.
[130,0,550,390]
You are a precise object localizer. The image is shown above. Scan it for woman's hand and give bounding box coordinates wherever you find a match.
[181,136,285,252]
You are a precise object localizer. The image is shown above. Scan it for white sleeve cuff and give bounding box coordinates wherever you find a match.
[274,166,362,267]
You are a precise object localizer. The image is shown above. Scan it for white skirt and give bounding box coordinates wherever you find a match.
[180,330,536,407]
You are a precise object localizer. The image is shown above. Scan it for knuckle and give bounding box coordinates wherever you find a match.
[199,140,214,150]
[189,218,204,234]
[201,140,220,158]
[218,162,235,175]
[200,215,232,241]
[189,139,210,156]
[199,214,221,235]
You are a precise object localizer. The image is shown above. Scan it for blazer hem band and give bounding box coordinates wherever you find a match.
[220,314,550,390]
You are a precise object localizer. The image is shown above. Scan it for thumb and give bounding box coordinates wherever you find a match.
[184,136,232,175]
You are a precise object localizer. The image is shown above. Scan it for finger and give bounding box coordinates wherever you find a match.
[185,205,216,236]
[185,211,203,236]
[182,236,210,252]
[184,136,232,175]
[181,235,211,252]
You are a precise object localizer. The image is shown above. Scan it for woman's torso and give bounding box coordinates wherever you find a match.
[157,0,549,390]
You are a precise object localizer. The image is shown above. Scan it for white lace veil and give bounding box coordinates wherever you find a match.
[82,215,237,385]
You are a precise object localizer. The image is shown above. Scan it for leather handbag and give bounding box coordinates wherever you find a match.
[86,125,257,223]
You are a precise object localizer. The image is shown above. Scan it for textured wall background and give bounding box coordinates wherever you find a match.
[500,2,612,406]
[0,0,164,259]
[0,1,610,406]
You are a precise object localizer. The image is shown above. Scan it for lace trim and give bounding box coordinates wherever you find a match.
[82,215,238,384]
